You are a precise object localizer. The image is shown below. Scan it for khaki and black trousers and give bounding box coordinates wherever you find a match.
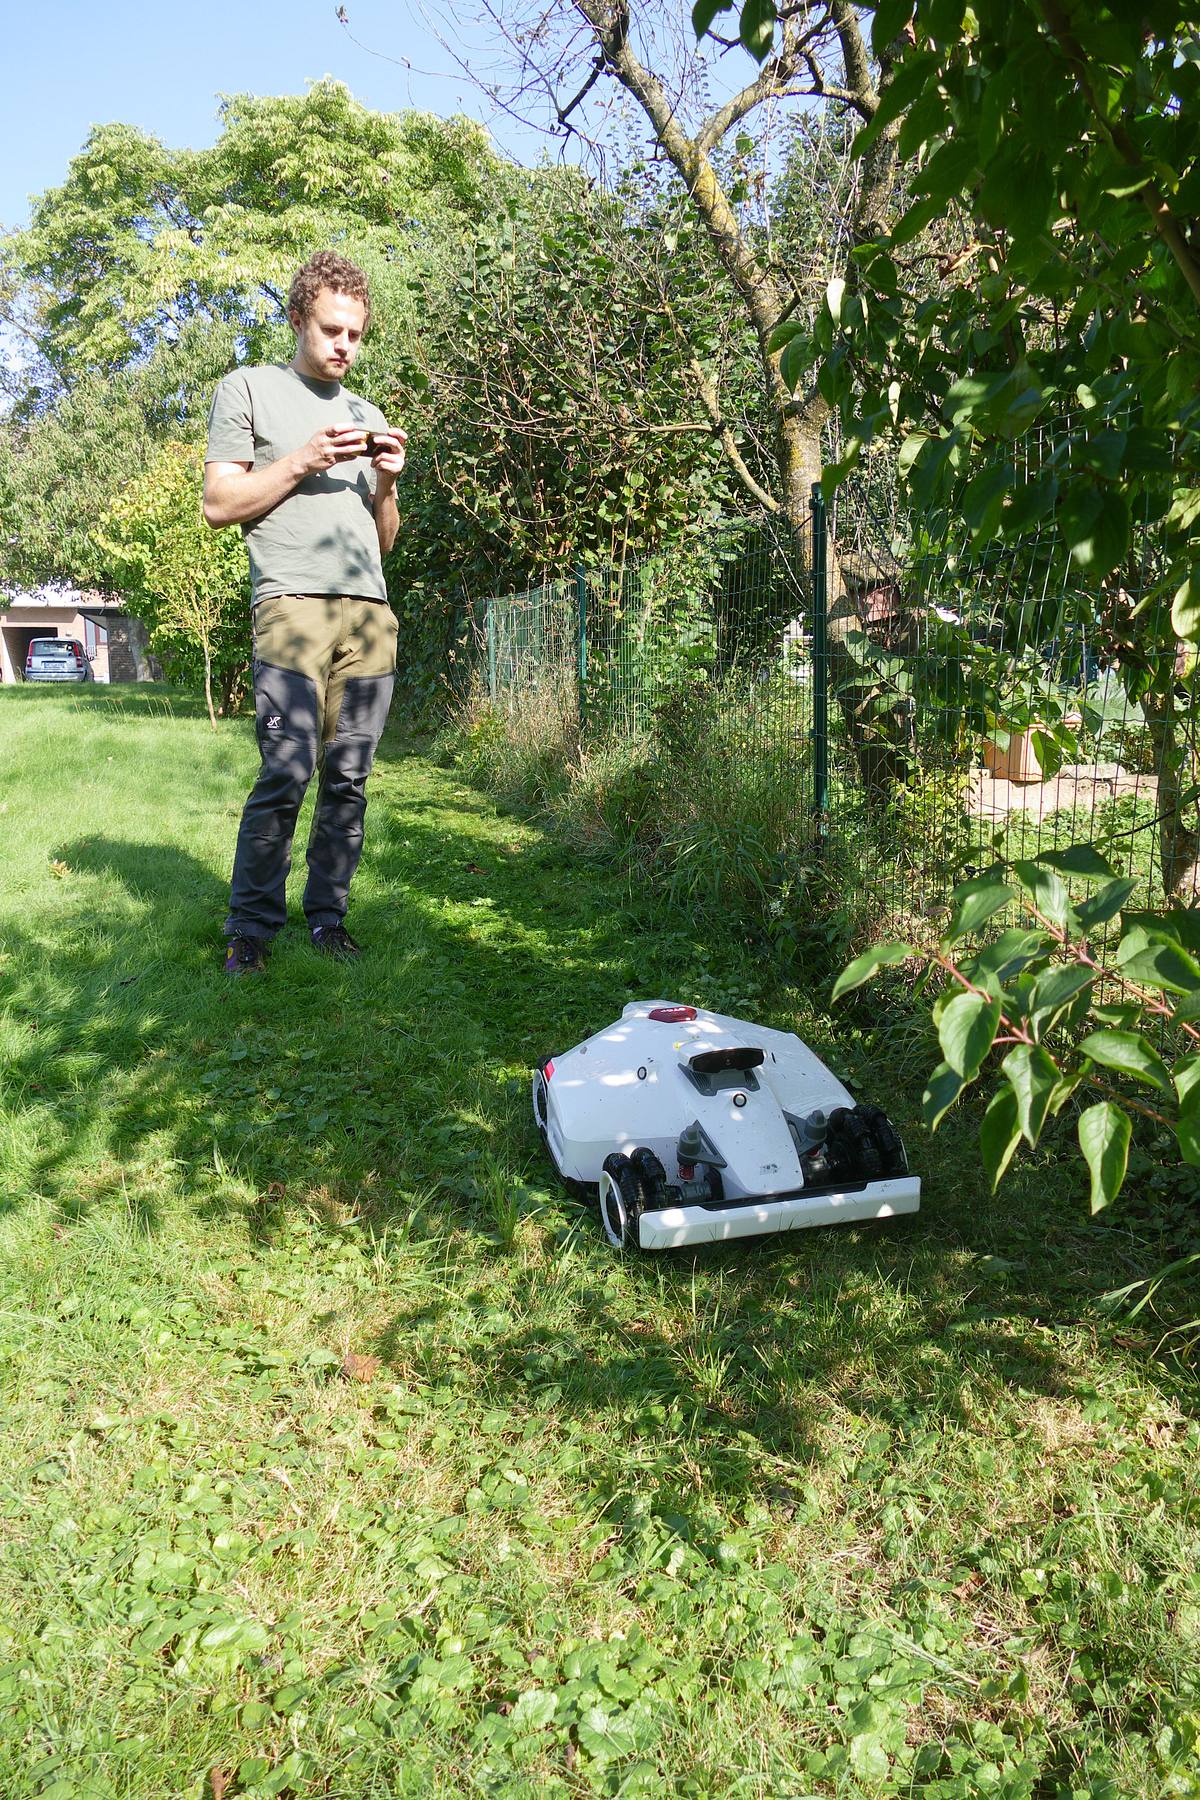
[225,594,398,941]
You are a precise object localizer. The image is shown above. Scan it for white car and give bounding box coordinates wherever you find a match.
[533,1000,919,1251]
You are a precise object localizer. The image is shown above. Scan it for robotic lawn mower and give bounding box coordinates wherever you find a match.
[532,1001,919,1251]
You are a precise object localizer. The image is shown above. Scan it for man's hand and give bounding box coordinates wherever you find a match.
[369,428,408,485]
[370,428,405,557]
[300,423,375,475]
[203,425,406,532]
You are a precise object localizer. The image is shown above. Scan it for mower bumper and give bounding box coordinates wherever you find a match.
[636,1176,920,1250]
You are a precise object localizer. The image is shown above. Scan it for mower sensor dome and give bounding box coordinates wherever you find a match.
[532,1000,919,1252]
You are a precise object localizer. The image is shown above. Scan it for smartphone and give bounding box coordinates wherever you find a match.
[364,430,395,454]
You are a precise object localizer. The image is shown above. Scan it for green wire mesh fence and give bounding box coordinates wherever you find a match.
[464,474,1194,942]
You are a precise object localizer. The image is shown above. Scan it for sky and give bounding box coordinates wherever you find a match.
[0,0,556,234]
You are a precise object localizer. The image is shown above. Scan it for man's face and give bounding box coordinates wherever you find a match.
[291,287,367,382]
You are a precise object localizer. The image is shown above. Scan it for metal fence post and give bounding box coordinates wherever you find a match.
[486,592,497,703]
[575,561,588,733]
[810,483,830,824]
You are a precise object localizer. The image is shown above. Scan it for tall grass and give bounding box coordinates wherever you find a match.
[435,674,872,951]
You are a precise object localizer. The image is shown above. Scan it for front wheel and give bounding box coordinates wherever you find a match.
[599,1152,642,1251]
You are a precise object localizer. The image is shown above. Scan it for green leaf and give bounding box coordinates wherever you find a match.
[767,319,804,353]
[1001,1043,1059,1145]
[1175,1056,1200,1164]
[1027,963,1093,1039]
[1012,861,1075,934]
[1172,570,1200,644]
[1059,485,1130,575]
[780,334,809,391]
[890,193,943,247]
[1078,1101,1131,1213]
[965,928,1054,986]
[943,874,1014,944]
[1078,1029,1171,1092]
[897,430,932,476]
[938,990,1001,1077]
[738,0,777,60]
[692,0,735,35]
[849,1735,891,1782]
[1076,879,1137,933]
[980,1084,1021,1190]
[511,1688,558,1731]
[922,1061,964,1131]
[1174,1052,1200,1109]
[1120,940,1200,996]
[831,940,912,1002]
[871,0,913,56]
[1035,844,1115,879]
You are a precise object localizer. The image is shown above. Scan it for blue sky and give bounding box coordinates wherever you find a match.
[1,0,550,233]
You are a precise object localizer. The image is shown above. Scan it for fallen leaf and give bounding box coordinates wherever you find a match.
[209,1769,230,1800]
[464,862,488,875]
[48,859,70,879]
[341,1352,381,1383]
[267,1181,286,1202]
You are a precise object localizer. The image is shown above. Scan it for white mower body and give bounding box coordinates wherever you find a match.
[533,1000,919,1251]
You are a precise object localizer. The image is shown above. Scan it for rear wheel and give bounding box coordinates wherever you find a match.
[629,1147,668,1211]
[826,1107,883,1180]
[857,1104,908,1177]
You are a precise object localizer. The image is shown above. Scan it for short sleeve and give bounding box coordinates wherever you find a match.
[206,371,255,465]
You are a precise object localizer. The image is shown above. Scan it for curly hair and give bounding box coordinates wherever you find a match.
[287,252,372,329]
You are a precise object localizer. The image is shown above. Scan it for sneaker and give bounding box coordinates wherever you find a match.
[224,934,268,976]
[311,923,361,961]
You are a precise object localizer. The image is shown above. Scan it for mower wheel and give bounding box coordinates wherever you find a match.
[629,1147,668,1211]
[599,1152,642,1251]
[532,1063,550,1135]
[858,1104,907,1177]
[827,1106,883,1180]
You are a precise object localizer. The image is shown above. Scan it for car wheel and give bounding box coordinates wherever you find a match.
[599,1152,642,1251]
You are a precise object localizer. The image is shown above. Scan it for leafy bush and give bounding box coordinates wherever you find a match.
[836,843,1200,1223]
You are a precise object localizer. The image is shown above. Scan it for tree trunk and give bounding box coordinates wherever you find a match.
[1142,680,1200,900]
[202,643,217,732]
[576,0,908,805]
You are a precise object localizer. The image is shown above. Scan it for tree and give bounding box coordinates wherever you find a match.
[802,0,1200,1215]
[796,0,1200,890]
[389,171,745,593]
[0,83,504,667]
[1,81,496,399]
[398,0,917,785]
[98,442,250,726]
[0,319,237,596]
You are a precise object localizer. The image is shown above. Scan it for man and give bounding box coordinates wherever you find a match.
[204,251,406,974]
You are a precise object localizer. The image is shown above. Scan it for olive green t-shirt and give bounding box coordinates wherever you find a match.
[205,364,391,604]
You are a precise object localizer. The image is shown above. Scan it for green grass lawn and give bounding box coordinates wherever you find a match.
[1,685,1198,1800]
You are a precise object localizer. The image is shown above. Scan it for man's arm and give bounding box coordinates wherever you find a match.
[370,430,408,558]
[202,426,371,528]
